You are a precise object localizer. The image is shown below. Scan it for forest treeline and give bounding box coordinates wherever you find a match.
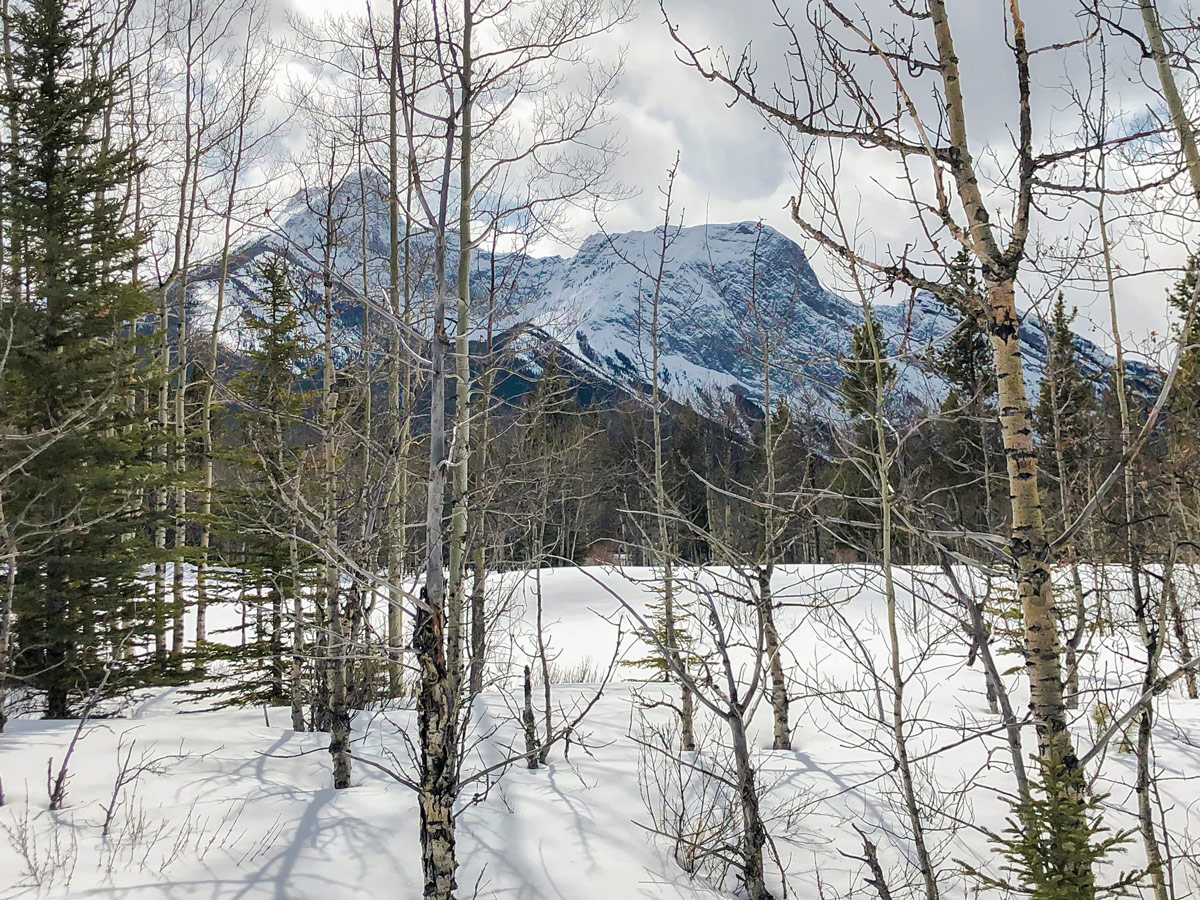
[3,1,1200,899]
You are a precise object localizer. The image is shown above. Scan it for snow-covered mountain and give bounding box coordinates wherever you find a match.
[188,176,1151,419]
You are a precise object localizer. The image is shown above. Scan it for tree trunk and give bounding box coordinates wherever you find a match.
[154,285,169,662]
[522,664,539,769]
[987,279,1074,753]
[0,519,12,732]
[648,164,695,752]
[319,169,349,787]
[758,346,789,750]
[1164,558,1198,699]
[946,564,1030,801]
[1139,0,1200,204]
[416,585,458,900]
[536,561,552,764]
[447,1,475,689]
[172,105,203,662]
[1133,563,1170,900]
[469,546,486,696]
[289,534,305,732]
[728,713,773,900]
[328,582,351,790]
[759,565,790,750]
[44,550,69,718]
[271,589,283,702]
[385,4,410,700]
[416,174,459,899]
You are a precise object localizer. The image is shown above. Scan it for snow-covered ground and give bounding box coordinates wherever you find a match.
[2,565,1199,899]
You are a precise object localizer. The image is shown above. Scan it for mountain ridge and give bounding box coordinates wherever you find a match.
[185,176,1154,421]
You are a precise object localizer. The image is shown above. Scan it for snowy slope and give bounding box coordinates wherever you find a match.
[2,564,1198,899]
[186,175,1150,418]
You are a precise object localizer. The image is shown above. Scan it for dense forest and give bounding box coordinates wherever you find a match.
[3,1,1200,899]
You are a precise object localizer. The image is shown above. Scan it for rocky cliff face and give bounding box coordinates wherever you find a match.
[187,176,1149,419]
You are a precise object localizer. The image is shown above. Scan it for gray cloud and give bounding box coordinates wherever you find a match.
[285,0,1196,347]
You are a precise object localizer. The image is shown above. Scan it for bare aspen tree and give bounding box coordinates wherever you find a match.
[446,0,474,693]
[397,6,460,885]
[1097,160,1171,900]
[196,1,278,650]
[852,284,940,900]
[648,162,696,753]
[1122,7,1200,893]
[384,0,414,699]
[718,222,795,750]
[311,135,351,785]
[660,5,1162,888]
[166,0,202,661]
[1037,301,1092,710]
[594,565,779,899]
[149,0,251,662]
[391,1,629,892]
[601,157,699,751]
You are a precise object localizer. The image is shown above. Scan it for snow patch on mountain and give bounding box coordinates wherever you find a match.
[187,177,1147,419]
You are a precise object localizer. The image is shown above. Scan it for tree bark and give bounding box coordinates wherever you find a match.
[0,518,14,732]
[328,583,351,790]
[447,0,474,689]
[416,140,459,900]
[759,565,790,750]
[289,534,305,732]
[522,664,539,769]
[728,706,773,900]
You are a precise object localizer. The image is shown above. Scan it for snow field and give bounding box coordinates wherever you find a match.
[2,564,1198,899]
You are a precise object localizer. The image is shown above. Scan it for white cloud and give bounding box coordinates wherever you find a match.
[278,0,1197,345]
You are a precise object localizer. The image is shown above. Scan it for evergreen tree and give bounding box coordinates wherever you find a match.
[668,403,712,563]
[1165,252,1200,447]
[939,250,997,408]
[201,256,315,709]
[840,306,896,422]
[0,0,157,717]
[935,249,1000,535]
[831,305,896,556]
[967,748,1137,900]
[1035,295,1097,488]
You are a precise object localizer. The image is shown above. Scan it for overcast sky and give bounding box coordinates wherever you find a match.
[286,0,1197,351]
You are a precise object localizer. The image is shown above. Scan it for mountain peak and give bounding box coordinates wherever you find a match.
[194,179,1144,419]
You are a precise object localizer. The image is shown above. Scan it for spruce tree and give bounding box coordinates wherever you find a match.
[935,249,999,534]
[966,747,1137,900]
[0,0,156,717]
[939,250,997,409]
[841,306,896,422]
[1035,295,1097,491]
[1165,252,1200,444]
[669,403,712,563]
[831,305,895,556]
[201,255,314,710]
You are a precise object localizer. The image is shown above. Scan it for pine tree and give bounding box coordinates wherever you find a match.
[966,748,1137,900]
[841,306,896,422]
[0,0,157,717]
[935,249,999,534]
[200,255,314,710]
[1035,295,1097,490]
[831,305,896,556]
[1165,252,1200,444]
